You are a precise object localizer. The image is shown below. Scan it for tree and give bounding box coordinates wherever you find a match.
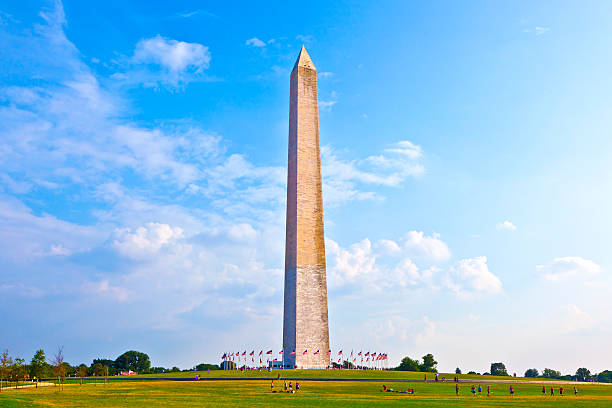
[576,367,591,382]
[77,364,88,377]
[490,362,508,376]
[0,349,12,391]
[397,357,420,372]
[114,351,151,373]
[11,358,27,388]
[170,367,181,372]
[419,354,438,373]
[524,368,539,378]
[30,349,47,379]
[542,368,562,379]
[150,367,167,374]
[342,360,355,369]
[92,359,117,375]
[92,363,105,376]
[195,363,219,371]
[597,370,612,383]
[455,367,461,374]
[52,346,66,389]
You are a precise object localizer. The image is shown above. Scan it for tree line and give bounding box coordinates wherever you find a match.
[395,355,612,383]
[0,347,223,386]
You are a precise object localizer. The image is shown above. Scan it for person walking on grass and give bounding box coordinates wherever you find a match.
[471,385,476,396]
[542,385,546,395]
[284,381,287,392]
[574,387,578,396]
[296,382,300,392]
[510,385,514,396]
[550,386,554,396]
[478,384,482,395]
[487,385,490,396]
[455,383,459,396]
[270,380,274,392]
[560,386,564,396]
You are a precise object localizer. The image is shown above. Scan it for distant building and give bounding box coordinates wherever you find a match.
[268,360,284,369]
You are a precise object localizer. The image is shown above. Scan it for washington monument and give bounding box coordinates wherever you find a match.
[282,46,330,369]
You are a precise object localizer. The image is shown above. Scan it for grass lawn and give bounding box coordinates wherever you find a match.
[1,378,610,407]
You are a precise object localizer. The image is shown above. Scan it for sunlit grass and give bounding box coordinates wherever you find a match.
[1,377,610,407]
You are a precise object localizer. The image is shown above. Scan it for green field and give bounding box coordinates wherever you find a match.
[1,371,610,407]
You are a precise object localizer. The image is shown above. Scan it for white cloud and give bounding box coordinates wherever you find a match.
[326,238,377,285]
[523,26,550,35]
[319,100,337,110]
[133,35,210,72]
[245,37,266,47]
[384,141,423,159]
[445,256,502,298]
[563,304,594,333]
[127,35,211,88]
[112,222,184,258]
[403,231,451,262]
[318,72,333,79]
[536,257,601,282]
[496,220,517,231]
[319,91,338,111]
[321,142,424,206]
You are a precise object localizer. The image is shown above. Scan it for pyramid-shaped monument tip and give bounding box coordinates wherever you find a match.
[293,45,316,71]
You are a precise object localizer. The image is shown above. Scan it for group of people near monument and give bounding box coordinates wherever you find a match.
[453,383,579,397]
[270,380,299,394]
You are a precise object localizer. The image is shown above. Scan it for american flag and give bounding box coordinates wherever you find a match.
[327,349,331,355]
[279,350,283,355]
[314,350,320,355]
[221,353,227,359]
[303,350,308,355]
[259,351,263,356]
[338,350,343,356]
[365,352,370,357]
[266,350,273,355]
[358,351,362,356]
[249,351,254,356]
[290,350,296,355]
[242,351,246,356]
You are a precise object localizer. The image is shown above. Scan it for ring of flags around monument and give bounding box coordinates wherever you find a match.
[221,349,389,370]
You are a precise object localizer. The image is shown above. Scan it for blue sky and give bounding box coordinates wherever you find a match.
[2,0,612,374]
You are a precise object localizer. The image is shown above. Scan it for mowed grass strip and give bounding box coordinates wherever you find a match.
[1,380,611,407]
[136,368,569,382]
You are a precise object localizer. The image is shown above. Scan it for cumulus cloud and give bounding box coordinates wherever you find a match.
[327,232,449,292]
[133,35,210,72]
[112,222,184,258]
[326,238,377,285]
[124,35,211,88]
[496,220,517,231]
[321,142,424,205]
[563,304,594,332]
[445,256,502,298]
[245,37,266,47]
[403,231,451,262]
[536,257,601,282]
